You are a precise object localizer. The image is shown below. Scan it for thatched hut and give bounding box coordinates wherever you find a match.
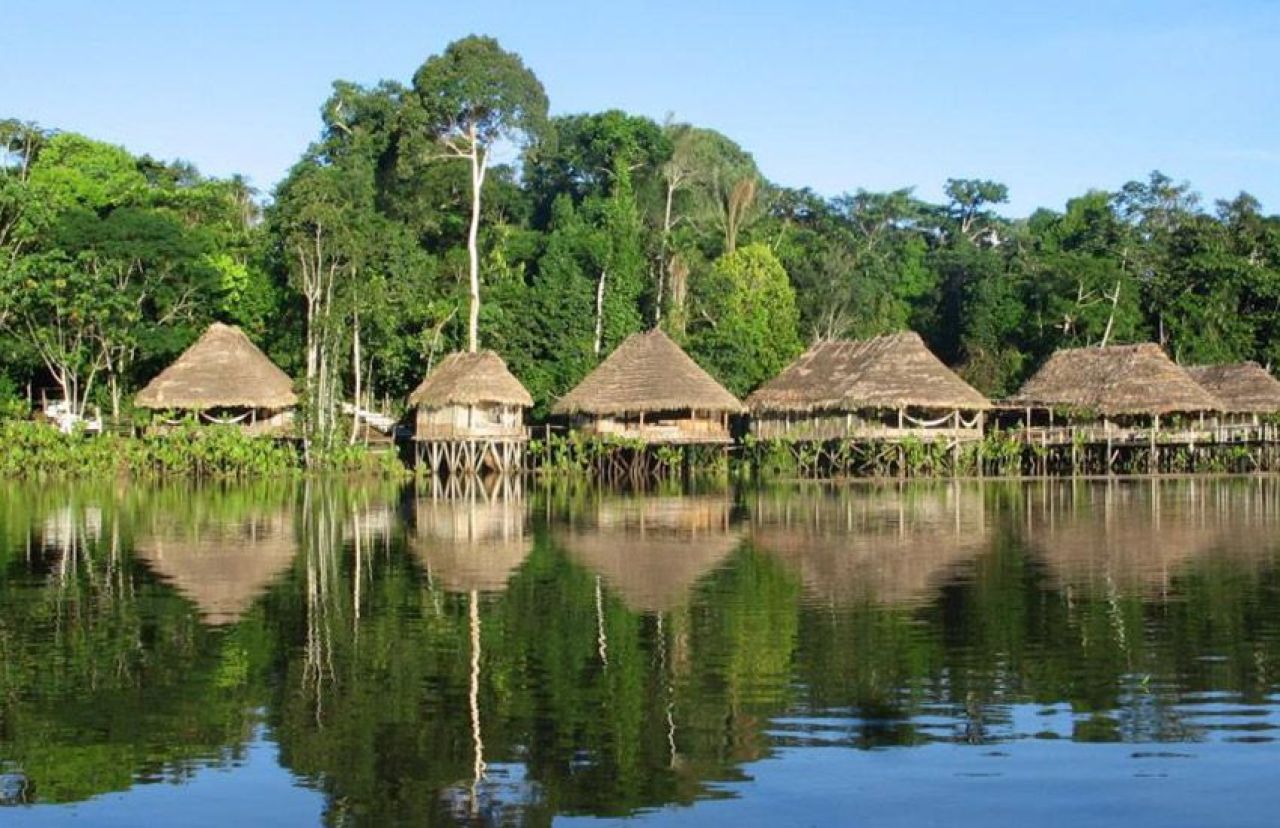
[409,498,531,594]
[1009,344,1220,421]
[747,332,990,443]
[408,350,533,474]
[1186,362,1280,435]
[750,485,987,606]
[134,509,296,625]
[135,322,297,435]
[551,329,744,444]
[554,496,742,613]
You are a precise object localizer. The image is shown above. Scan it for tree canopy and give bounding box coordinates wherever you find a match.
[2,38,1278,424]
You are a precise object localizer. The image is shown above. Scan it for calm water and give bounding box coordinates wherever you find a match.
[2,478,1280,826]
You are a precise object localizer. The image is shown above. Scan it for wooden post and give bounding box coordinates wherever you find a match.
[1151,414,1159,475]
[1105,416,1114,476]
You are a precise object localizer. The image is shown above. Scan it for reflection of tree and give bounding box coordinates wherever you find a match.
[5,479,1280,818]
[0,485,279,805]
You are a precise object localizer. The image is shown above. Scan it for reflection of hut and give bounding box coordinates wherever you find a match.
[555,497,742,612]
[1027,479,1280,594]
[134,510,296,625]
[747,332,990,443]
[751,486,988,606]
[135,323,297,435]
[1187,362,1280,438]
[408,350,533,476]
[552,330,744,445]
[409,496,536,821]
[410,498,532,593]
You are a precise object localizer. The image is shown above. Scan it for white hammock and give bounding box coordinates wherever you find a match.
[199,410,251,425]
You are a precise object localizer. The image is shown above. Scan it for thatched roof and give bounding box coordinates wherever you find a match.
[410,499,531,593]
[552,329,744,416]
[751,486,987,606]
[555,496,742,612]
[134,511,297,625]
[747,332,990,414]
[1009,343,1221,416]
[1186,362,1280,414]
[135,323,297,410]
[408,350,533,409]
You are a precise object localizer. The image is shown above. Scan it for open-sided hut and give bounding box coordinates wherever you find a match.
[135,322,297,435]
[551,329,744,444]
[746,332,990,443]
[1187,362,1280,439]
[554,496,742,613]
[134,509,297,626]
[1010,343,1220,421]
[1004,344,1227,472]
[408,350,533,475]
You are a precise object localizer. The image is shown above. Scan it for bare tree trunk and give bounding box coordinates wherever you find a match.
[466,128,487,354]
[594,268,608,357]
[656,181,676,325]
[349,305,362,446]
[1100,280,1121,347]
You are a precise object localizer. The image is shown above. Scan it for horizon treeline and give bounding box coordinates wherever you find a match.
[3,36,1278,441]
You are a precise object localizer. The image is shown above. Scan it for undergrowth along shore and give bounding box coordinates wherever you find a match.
[1,419,1271,480]
[0,420,405,478]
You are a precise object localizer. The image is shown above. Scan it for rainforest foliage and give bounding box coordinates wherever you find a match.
[3,35,1279,429]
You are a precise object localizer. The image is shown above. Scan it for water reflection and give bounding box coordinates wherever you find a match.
[1,479,1279,824]
[556,495,742,612]
[134,507,296,625]
[411,496,532,593]
[752,483,988,607]
[1024,479,1280,593]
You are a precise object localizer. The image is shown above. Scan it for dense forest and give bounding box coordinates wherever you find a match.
[3,36,1278,445]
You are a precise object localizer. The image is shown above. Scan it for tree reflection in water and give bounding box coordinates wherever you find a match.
[1,478,1279,822]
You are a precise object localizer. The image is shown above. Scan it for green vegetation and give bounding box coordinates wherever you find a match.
[3,36,1279,468]
[0,420,404,478]
[3,480,1280,814]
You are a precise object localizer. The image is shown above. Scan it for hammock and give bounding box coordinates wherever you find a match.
[901,411,983,430]
[199,410,252,425]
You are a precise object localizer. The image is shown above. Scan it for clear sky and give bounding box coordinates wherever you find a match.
[3,1,1276,215]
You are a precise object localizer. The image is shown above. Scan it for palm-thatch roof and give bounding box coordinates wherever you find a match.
[552,329,744,416]
[134,510,297,625]
[408,350,533,409]
[555,496,742,612]
[1186,362,1280,414]
[1009,343,1221,416]
[410,498,531,593]
[751,486,987,606]
[746,332,990,414]
[135,322,297,410]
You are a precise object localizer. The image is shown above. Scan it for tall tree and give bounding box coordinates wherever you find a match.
[410,36,548,353]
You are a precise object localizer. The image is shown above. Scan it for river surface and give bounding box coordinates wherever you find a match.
[2,478,1279,826]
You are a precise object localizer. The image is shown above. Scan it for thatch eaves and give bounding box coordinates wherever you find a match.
[408,350,533,410]
[746,332,990,414]
[135,323,297,410]
[551,329,744,417]
[1186,362,1280,414]
[1009,343,1222,416]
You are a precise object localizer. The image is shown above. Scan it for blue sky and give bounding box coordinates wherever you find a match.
[3,1,1276,215]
